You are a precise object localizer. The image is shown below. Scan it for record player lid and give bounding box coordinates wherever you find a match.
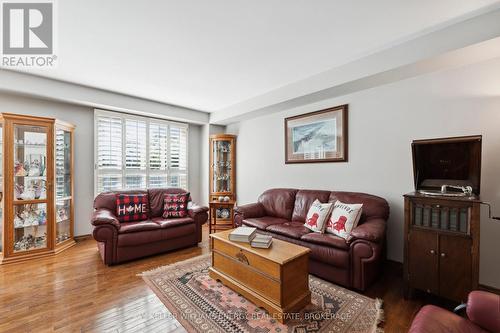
[412,135,482,195]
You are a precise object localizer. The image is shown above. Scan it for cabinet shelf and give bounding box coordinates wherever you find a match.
[15,143,46,148]
[14,175,46,179]
[15,224,47,230]
[13,199,48,205]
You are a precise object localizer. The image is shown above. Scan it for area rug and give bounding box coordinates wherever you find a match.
[140,254,383,333]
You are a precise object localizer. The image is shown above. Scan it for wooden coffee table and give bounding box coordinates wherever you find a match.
[209,229,311,323]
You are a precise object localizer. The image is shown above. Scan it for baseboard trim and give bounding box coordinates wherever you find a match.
[479,284,500,295]
[74,234,92,242]
[385,259,403,266]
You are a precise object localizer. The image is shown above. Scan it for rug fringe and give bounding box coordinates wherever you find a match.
[137,253,211,277]
[372,298,385,333]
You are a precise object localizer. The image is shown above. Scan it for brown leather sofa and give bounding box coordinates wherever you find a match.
[234,188,389,291]
[409,290,500,333]
[92,188,208,265]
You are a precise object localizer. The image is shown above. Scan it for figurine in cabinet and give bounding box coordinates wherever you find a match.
[404,135,481,303]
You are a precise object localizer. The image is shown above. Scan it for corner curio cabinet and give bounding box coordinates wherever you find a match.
[0,113,75,264]
[209,134,236,224]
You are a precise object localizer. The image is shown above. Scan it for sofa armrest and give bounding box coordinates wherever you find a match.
[349,218,386,243]
[234,202,265,219]
[467,290,500,332]
[188,205,209,222]
[91,209,121,230]
[188,205,208,243]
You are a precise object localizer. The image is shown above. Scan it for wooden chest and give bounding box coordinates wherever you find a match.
[209,230,311,323]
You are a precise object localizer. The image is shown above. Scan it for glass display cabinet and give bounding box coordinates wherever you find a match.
[0,113,75,264]
[209,134,236,232]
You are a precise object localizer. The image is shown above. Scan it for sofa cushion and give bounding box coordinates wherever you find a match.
[118,221,161,234]
[118,223,196,247]
[260,231,349,268]
[115,194,149,222]
[148,188,190,218]
[304,199,333,233]
[152,216,194,228]
[94,190,148,211]
[165,223,196,239]
[300,232,349,250]
[242,217,288,230]
[118,229,165,247]
[266,221,311,239]
[325,201,363,239]
[163,192,190,218]
[292,190,331,222]
[258,188,298,220]
[329,191,389,223]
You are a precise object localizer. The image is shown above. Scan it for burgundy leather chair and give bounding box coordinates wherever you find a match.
[91,188,208,265]
[234,188,389,291]
[409,291,500,333]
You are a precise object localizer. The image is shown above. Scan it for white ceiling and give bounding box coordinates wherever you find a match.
[12,0,500,112]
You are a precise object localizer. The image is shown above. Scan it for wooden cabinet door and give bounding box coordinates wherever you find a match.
[408,229,439,294]
[439,235,472,302]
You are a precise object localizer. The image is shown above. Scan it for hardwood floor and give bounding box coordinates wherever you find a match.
[0,226,458,333]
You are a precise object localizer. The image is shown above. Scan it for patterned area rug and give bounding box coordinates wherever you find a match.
[141,254,383,333]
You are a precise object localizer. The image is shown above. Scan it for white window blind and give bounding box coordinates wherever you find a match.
[94,110,188,194]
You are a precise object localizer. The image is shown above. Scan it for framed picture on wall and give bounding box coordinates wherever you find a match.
[285,104,348,163]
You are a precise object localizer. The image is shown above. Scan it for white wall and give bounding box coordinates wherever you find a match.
[188,124,202,205]
[0,93,204,236]
[226,57,500,288]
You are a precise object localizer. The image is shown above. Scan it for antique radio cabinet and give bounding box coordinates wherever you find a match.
[404,135,481,303]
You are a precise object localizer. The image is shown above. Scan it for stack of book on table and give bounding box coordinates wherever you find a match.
[228,227,273,248]
[250,234,273,249]
[228,226,257,243]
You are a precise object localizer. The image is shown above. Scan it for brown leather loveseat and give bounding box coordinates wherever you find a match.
[92,188,208,265]
[234,188,389,291]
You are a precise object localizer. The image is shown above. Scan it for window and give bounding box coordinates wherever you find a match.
[94,110,188,194]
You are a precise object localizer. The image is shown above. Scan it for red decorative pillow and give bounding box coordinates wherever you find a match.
[115,194,149,222]
[163,192,190,218]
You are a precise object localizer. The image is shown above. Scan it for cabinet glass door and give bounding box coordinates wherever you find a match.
[212,140,232,193]
[13,124,49,252]
[0,123,3,253]
[55,129,72,244]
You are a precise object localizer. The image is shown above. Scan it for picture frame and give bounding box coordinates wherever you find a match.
[285,104,348,163]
